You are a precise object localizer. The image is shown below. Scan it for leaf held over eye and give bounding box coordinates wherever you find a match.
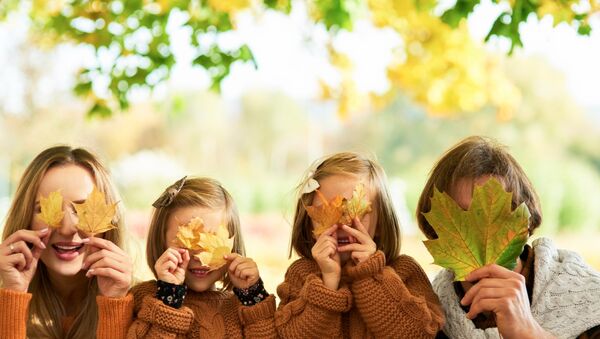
[38,190,64,228]
[305,190,345,238]
[340,183,372,225]
[73,187,117,236]
[423,178,530,281]
[173,217,206,251]
[193,224,234,271]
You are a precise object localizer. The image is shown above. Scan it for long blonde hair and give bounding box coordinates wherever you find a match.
[2,146,125,339]
[290,152,402,263]
[146,177,245,291]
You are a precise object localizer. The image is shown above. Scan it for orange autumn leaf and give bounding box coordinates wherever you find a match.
[340,183,372,225]
[38,190,64,228]
[73,187,117,236]
[193,224,234,271]
[306,190,345,238]
[173,217,205,251]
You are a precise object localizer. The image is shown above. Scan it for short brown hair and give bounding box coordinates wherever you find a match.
[290,152,401,263]
[416,136,542,239]
[146,177,244,290]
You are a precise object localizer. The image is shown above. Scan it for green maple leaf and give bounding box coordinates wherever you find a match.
[423,178,530,281]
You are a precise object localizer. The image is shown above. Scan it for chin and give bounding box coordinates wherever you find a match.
[40,254,84,277]
[185,268,224,292]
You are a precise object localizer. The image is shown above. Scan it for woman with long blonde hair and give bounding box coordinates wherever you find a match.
[0,146,134,339]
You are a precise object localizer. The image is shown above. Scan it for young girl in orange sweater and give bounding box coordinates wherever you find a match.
[0,146,133,339]
[128,177,277,338]
[275,152,444,338]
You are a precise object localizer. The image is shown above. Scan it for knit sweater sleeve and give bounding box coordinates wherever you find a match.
[0,288,31,339]
[96,293,134,339]
[346,251,445,338]
[127,281,195,339]
[275,259,353,338]
[238,294,278,338]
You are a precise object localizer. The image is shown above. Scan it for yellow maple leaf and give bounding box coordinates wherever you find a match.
[73,187,117,236]
[340,183,373,225]
[193,224,234,271]
[37,190,65,228]
[305,190,345,238]
[173,217,206,250]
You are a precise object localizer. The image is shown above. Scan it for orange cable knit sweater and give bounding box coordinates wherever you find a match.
[0,288,134,339]
[127,280,277,338]
[275,251,445,338]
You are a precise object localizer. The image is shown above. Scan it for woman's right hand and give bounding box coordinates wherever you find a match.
[0,228,50,292]
[311,224,341,290]
[155,247,190,285]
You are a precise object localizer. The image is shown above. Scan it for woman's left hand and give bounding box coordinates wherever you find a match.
[82,237,132,298]
[225,253,259,289]
[337,217,376,264]
[461,264,555,339]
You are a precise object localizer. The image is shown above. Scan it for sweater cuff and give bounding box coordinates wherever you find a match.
[138,295,194,334]
[96,293,134,338]
[238,294,276,325]
[0,288,31,338]
[300,274,352,312]
[345,250,386,280]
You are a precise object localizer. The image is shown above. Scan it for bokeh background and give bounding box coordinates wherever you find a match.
[1,0,600,294]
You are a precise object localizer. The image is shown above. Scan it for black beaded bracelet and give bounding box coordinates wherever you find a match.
[233,278,268,306]
[156,280,187,309]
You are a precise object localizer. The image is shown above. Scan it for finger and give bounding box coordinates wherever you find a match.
[85,237,125,256]
[352,217,369,234]
[320,224,338,237]
[86,267,125,282]
[224,252,241,261]
[337,243,366,253]
[341,224,371,244]
[234,261,256,276]
[167,248,183,264]
[466,264,522,282]
[466,297,502,319]
[89,256,128,273]
[10,241,34,268]
[238,267,258,280]
[4,229,48,250]
[469,287,511,307]
[8,253,27,271]
[181,250,190,269]
[83,249,126,269]
[461,278,512,305]
[229,256,248,273]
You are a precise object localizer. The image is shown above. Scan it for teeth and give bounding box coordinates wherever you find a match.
[55,245,82,251]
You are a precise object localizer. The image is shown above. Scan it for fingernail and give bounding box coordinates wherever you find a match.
[40,242,46,249]
[39,228,49,234]
[82,263,87,269]
[81,238,90,243]
[460,298,465,305]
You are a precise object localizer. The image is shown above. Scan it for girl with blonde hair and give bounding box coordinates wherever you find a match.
[0,145,134,339]
[128,177,277,338]
[275,152,444,338]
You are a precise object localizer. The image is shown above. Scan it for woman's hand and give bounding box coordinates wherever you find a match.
[0,228,50,292]
[225,253,259,289]
[337,217,376,264]
[311,224,341,290]
[154,247,190,285]
[83,237,133,298]
[461,264,555,339]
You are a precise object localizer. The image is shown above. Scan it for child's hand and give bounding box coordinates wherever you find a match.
[83,237,133,298]
[154,247,190,285]
[337,217,376,264]
[311,224,341,290]
[225,253,260,289]
[0,228,50,292]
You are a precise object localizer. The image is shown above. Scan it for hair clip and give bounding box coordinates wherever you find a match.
[152,176,187,208]
[301,171,320,194]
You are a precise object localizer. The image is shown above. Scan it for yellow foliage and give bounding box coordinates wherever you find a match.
[73,187,117,236]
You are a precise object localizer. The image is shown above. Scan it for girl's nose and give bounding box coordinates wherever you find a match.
[56,204,79,236]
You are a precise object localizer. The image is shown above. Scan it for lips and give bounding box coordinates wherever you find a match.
[51,242,85,261]
[337,236,355,245]
[188,266,211,278]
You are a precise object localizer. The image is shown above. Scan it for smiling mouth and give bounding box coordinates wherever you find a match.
[337,236,355,245]
[188,267,211,277]
[52,243,85,253]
